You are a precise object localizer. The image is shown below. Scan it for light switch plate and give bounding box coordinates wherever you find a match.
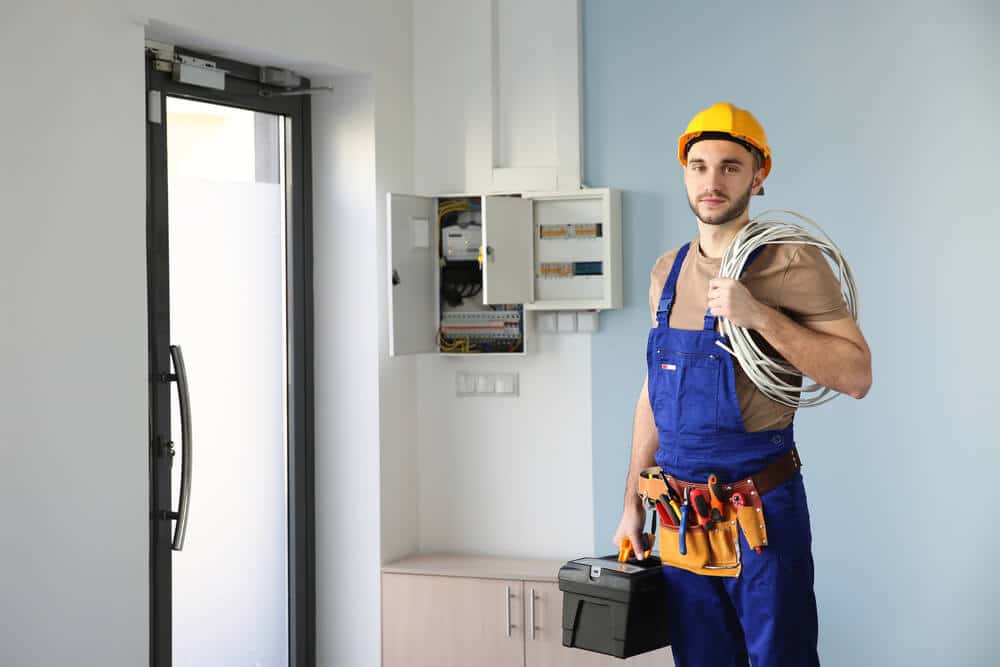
[538,312,558,333]
[476,374,495,393]
[456,371,518,397]
[557,311,577,332]
[456,372,476,396]
[495,372,518,395]
[577,311,599,333]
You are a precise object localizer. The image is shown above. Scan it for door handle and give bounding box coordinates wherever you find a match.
[170,345,193,551]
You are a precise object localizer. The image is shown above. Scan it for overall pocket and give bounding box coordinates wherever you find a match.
[653,350,721,436]
[657,514,742,578]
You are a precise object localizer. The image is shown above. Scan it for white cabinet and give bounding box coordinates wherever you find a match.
[381,555,673,667]
[382,573,524,667]
[387,188,621,356]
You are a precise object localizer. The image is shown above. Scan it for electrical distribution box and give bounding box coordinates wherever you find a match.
[387,188,621,356]
[528,190,622,311]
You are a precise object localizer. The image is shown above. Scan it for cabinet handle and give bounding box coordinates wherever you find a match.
[505,585,511,637]
[505,585,518,637]
[529,588,536,640]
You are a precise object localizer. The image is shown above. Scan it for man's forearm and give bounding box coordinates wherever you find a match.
[623,378,659,510]
[755,307,871,399]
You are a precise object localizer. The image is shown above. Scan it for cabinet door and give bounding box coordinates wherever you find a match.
[524,581,674,667]
[382,573,524,667]
[481,195,533,305]
[387,193,437,355]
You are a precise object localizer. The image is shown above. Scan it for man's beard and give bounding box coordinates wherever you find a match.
[687,183,753,226]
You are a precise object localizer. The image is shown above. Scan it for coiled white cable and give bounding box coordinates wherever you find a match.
[715,209,859,408]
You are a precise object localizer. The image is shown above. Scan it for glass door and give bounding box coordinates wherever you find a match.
[146,47,314,667]
[168,97,290,666]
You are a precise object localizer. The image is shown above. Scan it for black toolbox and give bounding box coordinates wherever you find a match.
[558,555,670,658]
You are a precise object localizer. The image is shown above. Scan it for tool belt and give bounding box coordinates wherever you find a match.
[637,447,802,578]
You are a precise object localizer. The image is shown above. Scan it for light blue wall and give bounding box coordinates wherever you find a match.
[584,1,999,664]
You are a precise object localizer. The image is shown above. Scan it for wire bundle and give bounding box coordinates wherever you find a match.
[715,209,860,408]
[438,198,478,223]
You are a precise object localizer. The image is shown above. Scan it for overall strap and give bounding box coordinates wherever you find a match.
[655,243,691,327]
[702,244,769,331]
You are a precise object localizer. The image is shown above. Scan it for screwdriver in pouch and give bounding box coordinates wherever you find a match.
[690,488,715,529]
[707,474,726,524]
[664,487,684,522]
[678,487,690,555]
[657,495,680,525]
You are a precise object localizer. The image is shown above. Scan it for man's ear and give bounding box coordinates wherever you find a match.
[752,169,766,196]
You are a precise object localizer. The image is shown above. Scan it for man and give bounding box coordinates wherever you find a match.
[613,102,872,666]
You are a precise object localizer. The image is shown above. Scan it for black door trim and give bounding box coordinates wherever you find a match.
[145,47,315,667]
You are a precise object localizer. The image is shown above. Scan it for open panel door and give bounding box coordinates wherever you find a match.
[387,193,437,355]
[481,196,533,305]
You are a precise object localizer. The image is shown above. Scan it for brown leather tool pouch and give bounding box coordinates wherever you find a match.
[638,448,801,563]
[734,481,769,552]
[656,512,742,578]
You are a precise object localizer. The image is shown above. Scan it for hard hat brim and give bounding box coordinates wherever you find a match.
[678,131,772,179]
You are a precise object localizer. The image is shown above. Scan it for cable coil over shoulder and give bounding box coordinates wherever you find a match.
[716,209,860,408]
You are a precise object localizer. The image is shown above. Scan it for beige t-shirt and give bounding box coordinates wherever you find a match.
[648,238,849,432]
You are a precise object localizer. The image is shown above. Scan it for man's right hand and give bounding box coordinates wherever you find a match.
[613,503,648,557]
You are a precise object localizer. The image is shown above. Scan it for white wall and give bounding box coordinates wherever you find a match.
[1,4,148,666]
[415,332,596,559]
[310,74,384,667]
[409,0,596,560]
[1,1,414,666]
[413,0,581,194]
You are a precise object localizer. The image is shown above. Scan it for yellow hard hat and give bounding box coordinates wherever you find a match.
[678,102,772,178]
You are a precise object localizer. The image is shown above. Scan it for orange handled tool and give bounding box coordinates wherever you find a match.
[707,473,726,524]
[689,488,715,529]
[618,533,655,563]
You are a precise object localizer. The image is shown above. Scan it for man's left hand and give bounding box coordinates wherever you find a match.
[707,278,767,329]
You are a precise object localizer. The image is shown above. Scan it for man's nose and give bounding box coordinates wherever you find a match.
[708,167,726,190]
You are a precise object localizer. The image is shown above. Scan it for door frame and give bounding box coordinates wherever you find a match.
[145,46,315,667]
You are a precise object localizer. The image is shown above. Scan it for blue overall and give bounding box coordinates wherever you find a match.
[646,243,819,667]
